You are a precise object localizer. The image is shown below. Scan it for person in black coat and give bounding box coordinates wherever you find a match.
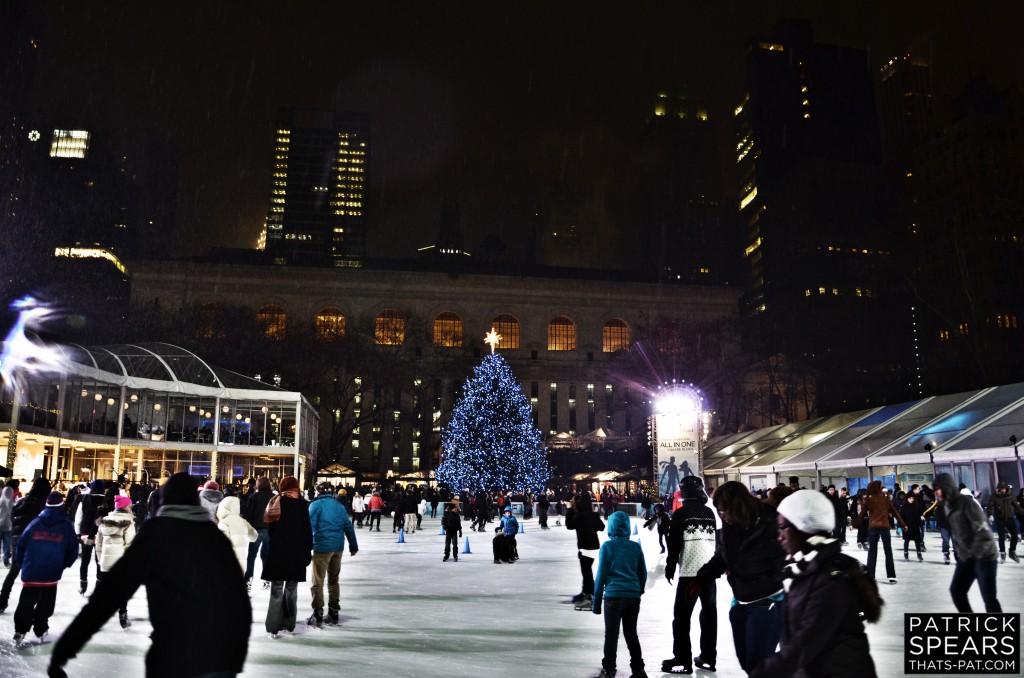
[566,493,605,608]
[49,472,251,678]
[751,490,881,678]
[262,476,313,636]
[696,481,786,674]
[0,477,51,614]
[900,492,926,560]
[242,477,274,591]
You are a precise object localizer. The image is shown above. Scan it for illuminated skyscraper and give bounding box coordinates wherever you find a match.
[265,108,370,267]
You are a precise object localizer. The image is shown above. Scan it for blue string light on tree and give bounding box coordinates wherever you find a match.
[436,328,550,492]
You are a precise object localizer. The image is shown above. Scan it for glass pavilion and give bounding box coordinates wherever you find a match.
[1,343,318,487]
[703,382,1024,505]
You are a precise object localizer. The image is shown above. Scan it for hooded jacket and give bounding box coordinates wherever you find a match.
[592,512,647,609]
[11,478,50,541]
[987,484,1024,521]
[199,488,225,522]
[217,496,258,570]
[95,507,136,572]
[16,505,80,584]
[74,480,108,538]
[51,502,251,678]
[934,473,998,562]
[308,493,358,554]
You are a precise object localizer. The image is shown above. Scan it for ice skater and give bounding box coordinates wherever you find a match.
[567,493,604,609]
[900,492,925,561]
[442,502,462,561]
[493,505,519,563]
[642,504,670,554]
[934,473,1002,612]
[12,491,79,647]
[95,494,137,629]
[591,511,648,678]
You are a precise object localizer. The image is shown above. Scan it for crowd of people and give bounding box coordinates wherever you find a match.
[0,471,1020,677]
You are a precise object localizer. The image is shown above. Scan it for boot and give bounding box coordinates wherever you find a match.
[1000,552,1006,563]
[943,552,950,564]
[917,551,923,562]
[661,658,692,673]
[326,609,339,626]
[1010,552,1020,563]
[307,610,323,629]
[904,551,909,561]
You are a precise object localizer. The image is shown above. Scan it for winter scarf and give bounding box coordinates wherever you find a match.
[264,488,301,524]
[781,535,835,591]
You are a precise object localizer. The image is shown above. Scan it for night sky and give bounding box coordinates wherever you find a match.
[29,1,1024,262]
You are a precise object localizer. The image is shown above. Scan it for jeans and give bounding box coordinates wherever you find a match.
[14,586,57,636]
[244,529,270,581]
[993,518,1018,554]
[950,559,1001,613]
[728,598,782,672]
[579,552,595,596]
[866,528,896,579]
[266,580,299,633]
[602,597,644,674]
[0,531,11,563]
[672,578,717,664]
[310,551,342,614]
[940,527,952,555]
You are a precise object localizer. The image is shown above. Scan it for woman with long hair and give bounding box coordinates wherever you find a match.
[852,480,906,584]
[695,481,786,673]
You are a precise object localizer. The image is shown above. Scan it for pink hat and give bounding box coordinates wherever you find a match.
[114,495,133,511]
[203,480,219,490]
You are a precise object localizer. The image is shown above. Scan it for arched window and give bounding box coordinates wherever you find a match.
[433,312,463,347]
[547,316,576,351]
[196,301,225,340]
[316,307,346,342]
[256,304,287,341]
[375,309,405,345]
[602,319,630,352]
[492,314,520,350]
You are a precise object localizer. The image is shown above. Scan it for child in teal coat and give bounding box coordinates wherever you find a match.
[592,511,648,678]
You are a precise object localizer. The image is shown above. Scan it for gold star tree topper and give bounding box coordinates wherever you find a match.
[484,327,502,353]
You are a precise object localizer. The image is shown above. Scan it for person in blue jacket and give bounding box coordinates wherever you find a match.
[306,482,358,628]
[493,505,519,563]
[13,491,79,646]
[591,511,648,678]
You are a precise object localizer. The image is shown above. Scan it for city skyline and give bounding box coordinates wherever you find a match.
[23,1,1024,263]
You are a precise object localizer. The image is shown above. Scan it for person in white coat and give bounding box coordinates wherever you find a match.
[217,496,258,574]
[95,495,137,629]
[351,492,365,528]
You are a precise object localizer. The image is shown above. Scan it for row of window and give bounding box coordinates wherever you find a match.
[244,304,632,352]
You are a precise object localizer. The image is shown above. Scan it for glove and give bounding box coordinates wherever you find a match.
[495,526,501,534]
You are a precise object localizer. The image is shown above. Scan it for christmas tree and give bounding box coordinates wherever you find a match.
[437,351,549,492]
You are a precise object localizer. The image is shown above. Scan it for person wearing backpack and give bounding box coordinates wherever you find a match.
[750,490,882,678]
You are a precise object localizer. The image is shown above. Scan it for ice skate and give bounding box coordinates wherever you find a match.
[888,577,897,584]
[574,594,593,611]
[326,610,339,626]
[307,611,323,629]
[693,655,716,671]
[1010,552,1019,563]
[903,551,909,561]
[661,657,692,673]
[943,552,950,564]
[119,611,131,629]
[13,632,24,647]
[917,551,923,562]
[1000,552,1006,563]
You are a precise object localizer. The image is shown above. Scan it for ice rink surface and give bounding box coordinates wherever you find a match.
[1,513,1022,677]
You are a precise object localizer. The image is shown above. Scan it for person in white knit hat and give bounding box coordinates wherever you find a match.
[749,490,883,678]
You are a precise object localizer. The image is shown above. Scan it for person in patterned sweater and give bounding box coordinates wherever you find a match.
[662,475,719,674]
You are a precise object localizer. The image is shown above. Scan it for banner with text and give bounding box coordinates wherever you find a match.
[653,411,700,498]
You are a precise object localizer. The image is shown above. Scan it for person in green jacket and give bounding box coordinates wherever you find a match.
[591,511,648,678]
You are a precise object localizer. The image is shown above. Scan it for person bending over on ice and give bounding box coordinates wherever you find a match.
[493,505,519,563]
[49,473,251,678]
[749,489,882,678]
[591,511,648,678]
[934,473,1003,613]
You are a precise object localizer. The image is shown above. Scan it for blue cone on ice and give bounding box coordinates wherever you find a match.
[519,521,525,534]
[632,522,638,535]
[463,536,472,554]
[397,528,406,543]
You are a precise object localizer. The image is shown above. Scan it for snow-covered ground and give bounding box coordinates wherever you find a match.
[1,514,1022,677]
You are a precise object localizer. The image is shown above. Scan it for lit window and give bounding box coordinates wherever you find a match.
[257,304,287,341]
[547,316,576,351]
[50,129,90,158]
[805,289,811,297]
[375,310,405,345]
[492,314,520,349]
[433,312,463,347]
[316,307,346,342]
[819,287,826,295]
[602,319,630,353]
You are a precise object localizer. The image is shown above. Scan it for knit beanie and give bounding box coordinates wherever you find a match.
[162,472,200,506]
[680,475,707,501]
[777,489,836,536]
[114,495,133,511]
[279,476,299,492]
[45,491,65,508]
[203,480,220,491]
